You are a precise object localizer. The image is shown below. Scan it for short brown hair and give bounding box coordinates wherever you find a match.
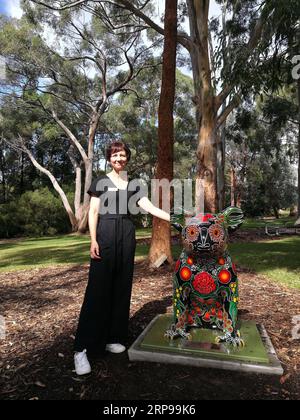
[105,141,131,162]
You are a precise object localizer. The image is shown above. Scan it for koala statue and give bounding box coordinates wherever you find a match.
[166,207,244,347]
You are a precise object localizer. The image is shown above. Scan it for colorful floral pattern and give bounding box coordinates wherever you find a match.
[186,225,200,242]
[208,224,225,242]
[180,266,192,281]
[218,269,231,284]
[192,272,216,295]
[166,208,244,346]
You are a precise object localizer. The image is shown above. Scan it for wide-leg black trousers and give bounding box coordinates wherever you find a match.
[74,215,136,356]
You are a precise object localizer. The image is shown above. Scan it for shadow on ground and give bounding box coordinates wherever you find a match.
[0,262,299,400]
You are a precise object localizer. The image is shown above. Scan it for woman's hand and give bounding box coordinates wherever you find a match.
[90,240,101,260]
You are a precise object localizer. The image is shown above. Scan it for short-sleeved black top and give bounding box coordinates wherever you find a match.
[87,174,148,215]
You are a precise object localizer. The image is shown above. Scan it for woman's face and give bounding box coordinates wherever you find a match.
[110,149,128,172]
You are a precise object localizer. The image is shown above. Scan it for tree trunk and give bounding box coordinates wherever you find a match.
[197,103,218,213]
[187,2,201,130]
[108,0,275,215]
[84,113,99,206]
[0,146,6,202]
[148,0,177,268]
[230,167,237,207]
[74,166,82,220]
[188,0,219,213]
[289,206,297,217]
[52,109,101,233]
[25,146,78,230]
[236,192,242,208]
[298,77,300,218]
[77,113,101,233]
[217,127,226,210]
[20,152,25,194]
[67,145,82,221]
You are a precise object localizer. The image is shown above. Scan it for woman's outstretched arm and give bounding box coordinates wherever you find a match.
[137,197,171,222]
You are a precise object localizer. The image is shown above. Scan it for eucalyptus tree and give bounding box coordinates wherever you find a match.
[225,103,298,217]
[102,67,196,180]
[0,3,159,231]
[29,0,300,215]
[261,88,299,219]
[147,0,177,266]
[241,0,300,219]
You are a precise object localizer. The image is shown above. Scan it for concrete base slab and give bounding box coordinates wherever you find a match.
[128,314,283,376]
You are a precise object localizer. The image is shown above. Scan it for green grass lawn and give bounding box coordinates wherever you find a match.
[0,231,299,290]
[229,237,300,290]
[0,235,91,272]
[242,216,297,229]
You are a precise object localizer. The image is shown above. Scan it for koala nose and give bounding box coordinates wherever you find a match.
[198,227,210,249]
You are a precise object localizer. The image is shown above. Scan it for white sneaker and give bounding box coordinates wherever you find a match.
[105,343,126,353]
[74,349,91,375]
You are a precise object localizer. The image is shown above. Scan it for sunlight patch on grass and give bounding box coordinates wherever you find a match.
[229,237,300,290]
[0,234,299,290]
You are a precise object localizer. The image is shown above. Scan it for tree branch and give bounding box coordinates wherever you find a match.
[217,92,242,128]
[51,109,89,162]
[30,0,192,50]
[215,1,271,111]
[30,0,88,10]
[2,134,77,225]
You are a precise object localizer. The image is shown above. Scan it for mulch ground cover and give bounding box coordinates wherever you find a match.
[0,249,299,400]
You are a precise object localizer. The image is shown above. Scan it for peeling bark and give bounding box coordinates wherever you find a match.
[24,141,78,230]
[148,0,177,267]
[230,167,237,207]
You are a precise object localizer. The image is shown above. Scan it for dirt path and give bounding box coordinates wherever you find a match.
[0,261,299,400]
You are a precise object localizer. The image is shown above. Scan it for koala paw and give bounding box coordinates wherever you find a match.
[165,325,192,341]
[215,331,245,347]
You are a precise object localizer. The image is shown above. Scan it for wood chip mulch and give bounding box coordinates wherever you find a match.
[0,260,299,400]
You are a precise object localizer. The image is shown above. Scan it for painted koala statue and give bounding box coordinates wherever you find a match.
[166,207,244,347]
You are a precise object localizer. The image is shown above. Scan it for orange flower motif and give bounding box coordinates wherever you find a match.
[180,266,192,281]
[218,257,226,266]
[223,316,233,333]
[219,270,231,284]
[210,307,216,316]
[203,312,211,322]
[217,310,223,320]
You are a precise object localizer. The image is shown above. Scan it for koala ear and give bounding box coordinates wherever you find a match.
[171,221,183,232]
[170,206,190,232]
[220,207,244,231]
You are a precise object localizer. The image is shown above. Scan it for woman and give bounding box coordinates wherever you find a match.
[74,141,170,375]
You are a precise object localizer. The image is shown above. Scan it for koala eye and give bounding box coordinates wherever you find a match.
[186,225,200,241]
[208,224,225,241]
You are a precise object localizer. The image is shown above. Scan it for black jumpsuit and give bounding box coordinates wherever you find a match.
[74,175,146,357]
